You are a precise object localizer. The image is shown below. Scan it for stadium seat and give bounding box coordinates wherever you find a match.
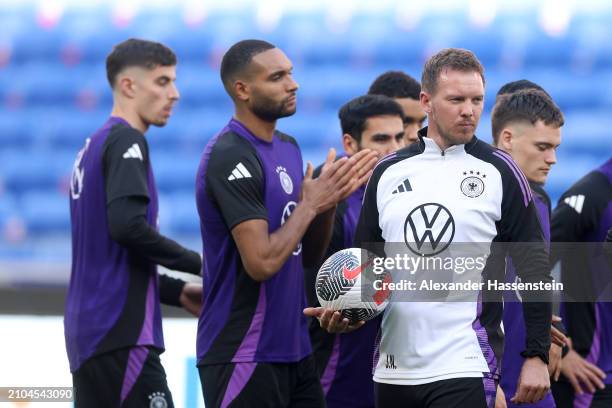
[21,190,70,233]
[1,3,610,263]
[0,110,33,148]
[0,192,17,225]
[159,192,200,235]
[154,152,200,193]
[0,148,73,192]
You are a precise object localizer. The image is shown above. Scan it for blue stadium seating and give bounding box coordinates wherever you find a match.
[0,4,610,263]
[0,148,72,192]
[21,190,69,233]
[0,192,17,226]
[159,192,200,235]
[154,153,200,193]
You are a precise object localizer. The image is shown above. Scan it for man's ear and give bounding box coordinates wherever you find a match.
[420,90,432,114]
[342,133,359,156]
[233,80,250,102]
[499,128,514,151]
[117,75,137,99]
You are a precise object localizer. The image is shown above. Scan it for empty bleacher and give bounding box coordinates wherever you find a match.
[0,2,610,265]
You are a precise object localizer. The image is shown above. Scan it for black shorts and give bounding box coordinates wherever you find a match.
[552,380,612,408]
[198,355,325,407]
[72,346,173,408]
[375,377,497,408]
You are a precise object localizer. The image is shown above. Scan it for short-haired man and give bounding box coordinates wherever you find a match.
[196,39,377,407]
[309,48,554,407]
[496,80,550,100]
[65,39,203,408]
[307,94,405,408]
[368,71,427,145]
[492,87,565,408]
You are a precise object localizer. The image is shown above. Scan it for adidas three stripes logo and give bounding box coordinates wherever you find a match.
[122,144,143,161]
[228,162,252,181]
[392,179,412,194]
[563,194,585,214]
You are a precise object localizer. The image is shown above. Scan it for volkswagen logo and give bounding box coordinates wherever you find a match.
[404,203,455,256]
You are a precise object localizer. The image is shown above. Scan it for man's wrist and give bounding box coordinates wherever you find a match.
[521,350,549,365]
[561,344,570,358]
[298,199,319,219]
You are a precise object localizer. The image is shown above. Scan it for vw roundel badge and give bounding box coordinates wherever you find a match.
[404,203,455,257]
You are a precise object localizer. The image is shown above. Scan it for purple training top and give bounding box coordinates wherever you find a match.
[502,181,556,407]
[196,118,311,365]
[65,117,162,372]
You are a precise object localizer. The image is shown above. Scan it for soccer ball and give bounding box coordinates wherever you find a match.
[316,248,390,323]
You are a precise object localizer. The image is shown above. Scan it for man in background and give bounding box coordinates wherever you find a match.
[495,79,549,99]
[492,86,565,407]
[307,94,406,408]
[66,39,202,408]
[550,157,612,407]
[368,70,427,145]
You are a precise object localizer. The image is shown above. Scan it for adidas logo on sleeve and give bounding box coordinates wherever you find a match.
[122,144,143,161]
[228,162,252,181]
[392,179,412,194]
[563,194,585,214]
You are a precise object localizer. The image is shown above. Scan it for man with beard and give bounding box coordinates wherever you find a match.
[307,48,553,407]
[195,40,377,407]
[368,71,427,145]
